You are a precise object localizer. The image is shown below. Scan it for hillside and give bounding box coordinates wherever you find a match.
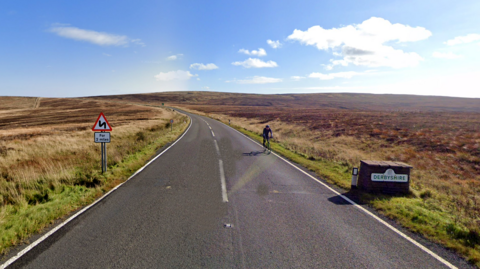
[88,91,480,112]
[88,90,480,265]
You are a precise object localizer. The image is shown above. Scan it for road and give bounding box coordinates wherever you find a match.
[5,110,467,268]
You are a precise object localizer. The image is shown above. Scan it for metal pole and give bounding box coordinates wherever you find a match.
[101,142,104,173]
[104,142,107,172]
[103,142,105,173]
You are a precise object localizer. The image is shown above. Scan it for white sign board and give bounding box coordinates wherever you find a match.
[94,132,111,143]
[371,169,408,182]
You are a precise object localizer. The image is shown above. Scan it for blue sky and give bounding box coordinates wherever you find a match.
[1,0,479,98]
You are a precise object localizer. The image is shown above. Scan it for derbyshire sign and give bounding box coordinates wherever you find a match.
[357,160,412,194]
[371,169,408,182]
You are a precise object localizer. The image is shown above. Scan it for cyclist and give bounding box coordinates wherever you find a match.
[263,125,273,150]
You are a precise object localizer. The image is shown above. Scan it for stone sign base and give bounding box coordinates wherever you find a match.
[358,160,412,195]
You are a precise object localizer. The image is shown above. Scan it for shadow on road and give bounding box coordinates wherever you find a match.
[242,151,265,157]
[327,189,367,205]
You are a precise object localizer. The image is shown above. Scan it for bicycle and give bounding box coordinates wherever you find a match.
[263,137,272,154]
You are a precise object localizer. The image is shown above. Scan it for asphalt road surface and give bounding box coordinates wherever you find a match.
[6,110,470,268]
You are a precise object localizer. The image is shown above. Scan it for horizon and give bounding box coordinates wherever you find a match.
[3,90,480,100]
[1,0,479,98]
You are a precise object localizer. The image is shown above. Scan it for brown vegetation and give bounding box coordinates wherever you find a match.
[89,91,480,112]
[89,91,480,265]
[0,97,188,255]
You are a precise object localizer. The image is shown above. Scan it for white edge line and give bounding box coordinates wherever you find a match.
[0,116,193,269]
[217,119,457,269]
[219,159,228,203]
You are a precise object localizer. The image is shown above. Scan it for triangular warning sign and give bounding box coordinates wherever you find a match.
[92,112,112,131]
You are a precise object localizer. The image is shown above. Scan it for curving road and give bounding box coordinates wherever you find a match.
[5,110,470,268]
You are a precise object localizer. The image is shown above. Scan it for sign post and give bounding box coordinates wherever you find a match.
[351,167,359,189]
[357,160,412,194]
[92,113,113,173]
[170,119,173,132]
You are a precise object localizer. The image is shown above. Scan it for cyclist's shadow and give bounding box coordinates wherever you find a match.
[242,151,266,156]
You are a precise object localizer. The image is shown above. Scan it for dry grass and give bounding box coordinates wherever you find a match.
[87,91,480,266]
[88,91,480,112]
[0,97,38,111]
[0,97,188,255]
[177,104,480,266]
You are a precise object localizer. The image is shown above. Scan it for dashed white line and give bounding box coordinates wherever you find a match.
[209,126,212,130]
[211,130,215,137]
[213,140,220,155]
[219,159,228,203]
[220,120,457,269]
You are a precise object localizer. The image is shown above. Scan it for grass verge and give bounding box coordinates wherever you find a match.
[0,113,189,257]
[222,120,480,267]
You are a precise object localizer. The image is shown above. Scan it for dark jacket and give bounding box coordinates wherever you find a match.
[263,127,272,138]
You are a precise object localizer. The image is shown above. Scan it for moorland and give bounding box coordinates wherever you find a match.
[0,97,188,256]
[89,91,480,266]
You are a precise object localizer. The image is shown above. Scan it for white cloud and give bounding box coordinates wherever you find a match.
[287,17,431,69]
[291,76,305,81]
[228,76,282,84]
[166,54,183,61]
[154,70,197,81]
[103,53,111,57]
[232,58,278,68]
[189,63,219,70]
[202,86,210,90]
[267,39,282,49]
[49,26,144,47]
[432,52,462,59]
[445,34,480,46]
[238,48,267,57]
[130,39,145,47]
[376,71,480,98]
[308,71,363,80]
[322,64,333,71]
[272,71,480,98]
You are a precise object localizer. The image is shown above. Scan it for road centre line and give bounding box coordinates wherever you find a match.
[214,140,220,155]
[211,130,215,137]
[219,159,228,203]
[220,119,457,269]
[0,116,193,269]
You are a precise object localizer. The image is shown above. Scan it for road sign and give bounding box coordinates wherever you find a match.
[92,112,112,131]
[94,132,111,143]
[170,119,174,123]
[162,103,164,106]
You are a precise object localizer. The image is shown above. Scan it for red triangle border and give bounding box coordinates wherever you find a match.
[92,112,113,131]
